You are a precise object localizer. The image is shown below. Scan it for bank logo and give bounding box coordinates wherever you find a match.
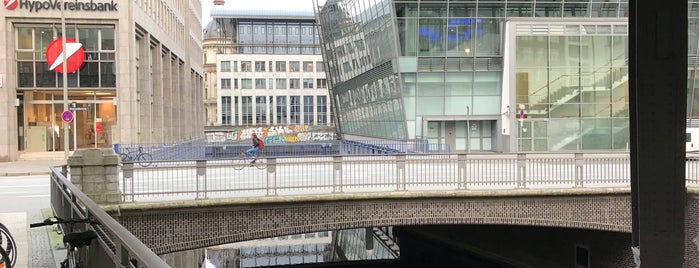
[45,38,85,73]
[4,0,18,10]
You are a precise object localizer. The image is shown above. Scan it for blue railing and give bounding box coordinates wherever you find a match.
[114,139,448,161]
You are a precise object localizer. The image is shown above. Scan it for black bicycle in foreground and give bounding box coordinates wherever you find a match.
[30,217,99,268]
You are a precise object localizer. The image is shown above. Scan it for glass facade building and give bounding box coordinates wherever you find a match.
[318,0,640,152]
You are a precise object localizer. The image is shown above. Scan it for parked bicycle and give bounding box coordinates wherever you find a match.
[119,146,153,167]
[0,222,16,268]
[233,152,266,170]
[30,217,99,268]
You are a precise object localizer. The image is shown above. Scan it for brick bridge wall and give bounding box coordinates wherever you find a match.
[105,188,699,267]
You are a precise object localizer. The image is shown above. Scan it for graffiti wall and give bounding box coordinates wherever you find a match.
[206,125,336,144]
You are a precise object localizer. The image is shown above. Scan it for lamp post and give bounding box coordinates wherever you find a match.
[61,2,69,161]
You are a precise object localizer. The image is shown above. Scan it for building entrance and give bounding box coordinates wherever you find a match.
[20,90,116,152]
[426,120,494,152]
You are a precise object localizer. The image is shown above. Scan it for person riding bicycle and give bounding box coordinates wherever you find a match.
[245,133,263,163]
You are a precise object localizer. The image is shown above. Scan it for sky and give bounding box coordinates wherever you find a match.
[201,0,327,28]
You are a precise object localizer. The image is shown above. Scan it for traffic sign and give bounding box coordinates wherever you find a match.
[45,38,84,73]
[61,110,73,123]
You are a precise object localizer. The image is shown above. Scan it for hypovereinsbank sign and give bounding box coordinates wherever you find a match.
[7,0,117,12]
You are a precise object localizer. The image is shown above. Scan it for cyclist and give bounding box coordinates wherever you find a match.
[245,133,264,163]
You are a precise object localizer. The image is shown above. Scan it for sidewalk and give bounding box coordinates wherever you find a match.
[0,152,67,176]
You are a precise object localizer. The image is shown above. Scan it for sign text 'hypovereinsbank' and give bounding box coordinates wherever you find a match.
[18,0,117,12]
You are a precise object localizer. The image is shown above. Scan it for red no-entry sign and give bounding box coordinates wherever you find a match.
[45,38,85,73]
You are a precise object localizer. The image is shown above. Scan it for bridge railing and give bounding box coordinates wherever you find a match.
[49,166,170,267]
[116,152,693,202]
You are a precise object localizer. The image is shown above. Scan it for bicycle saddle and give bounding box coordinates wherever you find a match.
[63,230,98,248]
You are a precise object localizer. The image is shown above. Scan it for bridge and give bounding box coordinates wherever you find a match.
[48,151,699,267]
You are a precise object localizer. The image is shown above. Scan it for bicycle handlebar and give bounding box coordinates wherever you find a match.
[30,217,100,228]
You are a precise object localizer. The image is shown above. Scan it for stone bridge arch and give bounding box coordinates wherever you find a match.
[105,188,632,255]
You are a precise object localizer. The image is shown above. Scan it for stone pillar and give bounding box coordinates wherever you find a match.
[68,148,121,204]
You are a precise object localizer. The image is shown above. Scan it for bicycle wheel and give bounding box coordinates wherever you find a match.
[232,154,248,170]
[0,246,11,268]
[135,153,153,167]
[119,153,130,163]
[253,158,266,170]
[0,225,16,268]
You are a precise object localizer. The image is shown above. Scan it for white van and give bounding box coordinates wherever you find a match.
[687,128,699,152]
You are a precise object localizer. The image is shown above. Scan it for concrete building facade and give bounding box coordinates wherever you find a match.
[202,4,334,142]
[0,0,205,161]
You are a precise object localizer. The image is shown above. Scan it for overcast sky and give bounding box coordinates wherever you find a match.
[201,0,327,28]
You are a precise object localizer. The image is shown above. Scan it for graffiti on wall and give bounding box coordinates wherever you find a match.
[206,125,335,144]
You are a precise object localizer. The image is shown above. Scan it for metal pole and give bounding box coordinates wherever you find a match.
[61,2,69,161]
[466,106,470,153]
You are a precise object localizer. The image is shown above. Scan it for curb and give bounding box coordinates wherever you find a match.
[1,171,52,177]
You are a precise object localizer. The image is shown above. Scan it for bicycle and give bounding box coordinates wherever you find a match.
[119,146,153,167]
[30,217,99,268]
[233,152,266,170]
[0,222,17,268]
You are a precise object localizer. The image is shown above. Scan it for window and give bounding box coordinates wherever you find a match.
[303,78,314,89]
[233,61,238,72]
[220,61,231,72]
[221,96,231,125]
[290,61,300,72]
[303,96,314,124]
[256,96,267,124]
[276,96,287,124]
[303,61,313,72]
[276,79,287,89]
[241,79,253,89]
[316,61,324,72]
[241,96,253,124]
[221,78,231,89]
[241,61,252,72]
[255,61,266,72]
[317,96,328,124]
[316,79,327,89]
[276,61,286,72]
[290,96,301,124]
[255,78,266,89]
[290,79,301,89]
[233,78,238,89]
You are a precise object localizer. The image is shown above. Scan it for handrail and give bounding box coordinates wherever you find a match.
[49,166,170,268]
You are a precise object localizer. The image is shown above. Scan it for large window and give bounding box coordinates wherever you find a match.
[290,61,300,72]
[276,61,287,72]
[290,96,301,124]
[290,79,301,89]
[241,96,253,125]
[221,61,231,72]
[256,96,267,124]
[317,96,328,124]
[255,61,266,72]
[303,78,314,89]
[303,61,314,72]
[276,96,287,124]
[255,79,266,89]
[221,78,231,89]
[16,25,116,88]
[303,96,314,124]
[221,96,232,125]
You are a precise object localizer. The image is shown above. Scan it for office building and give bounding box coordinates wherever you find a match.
[203,2,333,142]
[0,0,204,161]
[317,0,639,152]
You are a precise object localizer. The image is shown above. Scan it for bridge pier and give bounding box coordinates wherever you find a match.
[68,148,121,204]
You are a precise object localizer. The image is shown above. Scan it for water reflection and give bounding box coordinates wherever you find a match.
[204,228,399,267]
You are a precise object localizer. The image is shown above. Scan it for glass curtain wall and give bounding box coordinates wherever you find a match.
[515,23,629,151]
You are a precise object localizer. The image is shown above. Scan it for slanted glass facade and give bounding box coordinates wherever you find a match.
[319,0,635,152]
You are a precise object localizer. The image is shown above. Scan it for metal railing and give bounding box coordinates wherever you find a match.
[119,152,696,202]
[49,166,170,267]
